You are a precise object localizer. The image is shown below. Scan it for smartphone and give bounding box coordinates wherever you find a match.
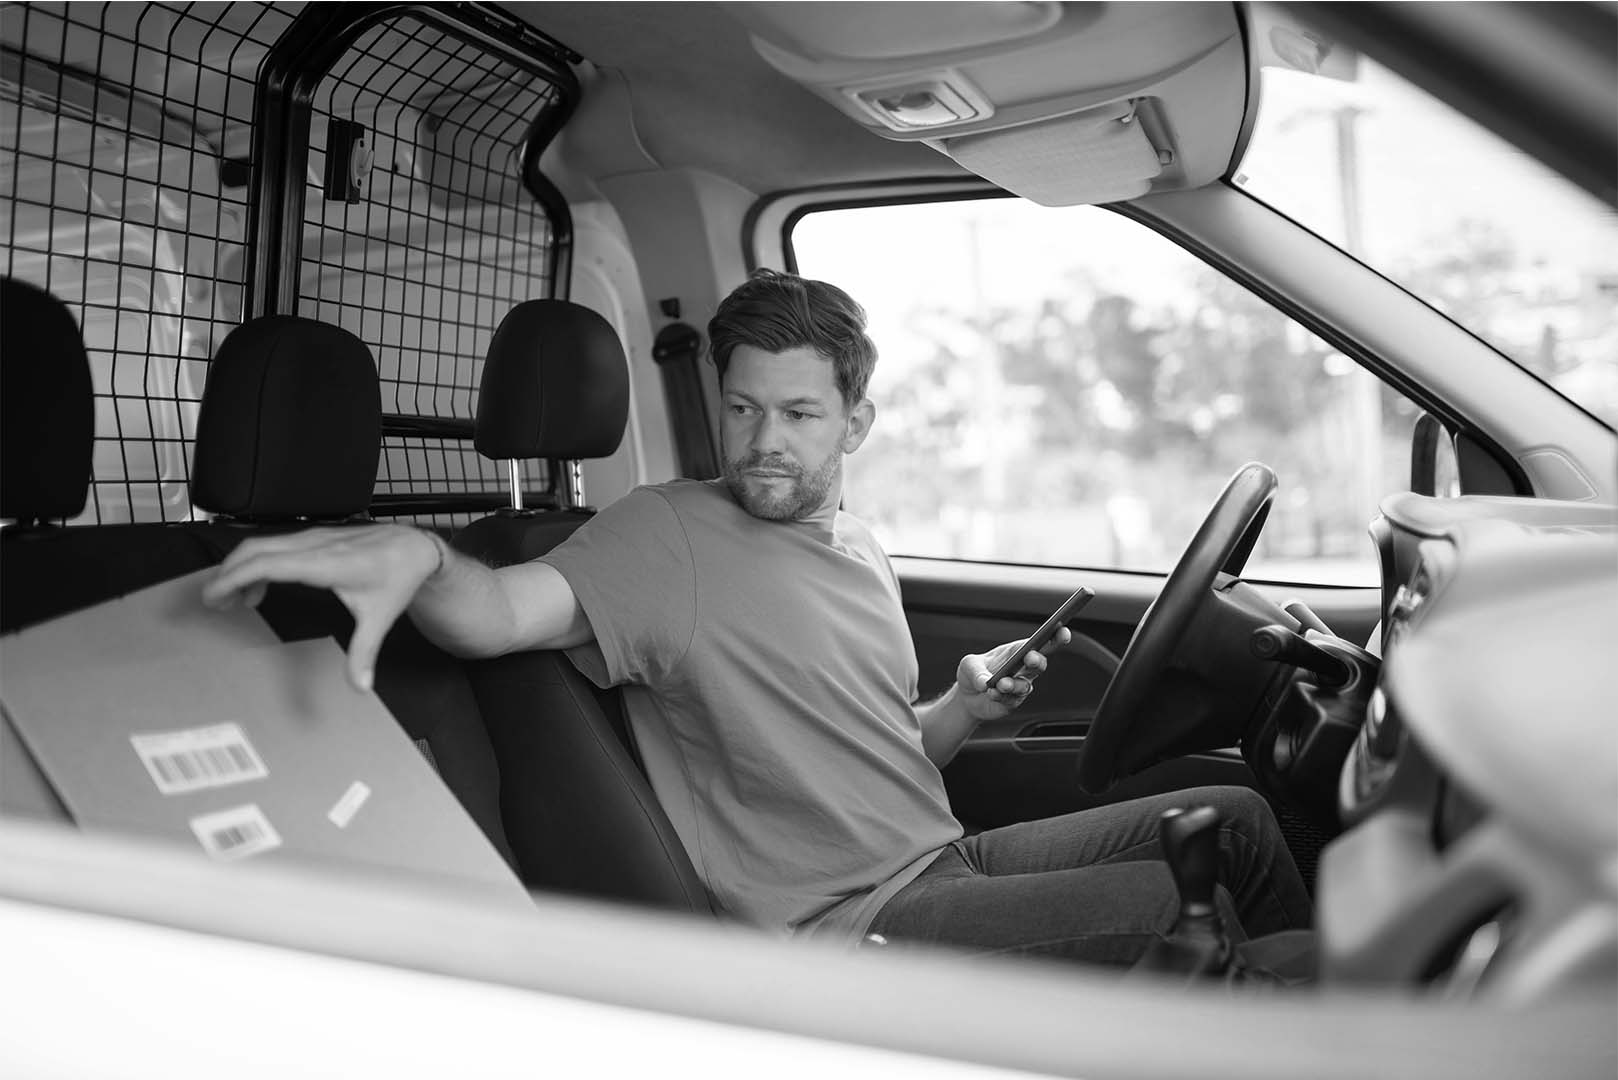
[986,586,1095,688]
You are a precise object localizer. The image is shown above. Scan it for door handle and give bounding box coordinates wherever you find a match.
[1012,718,1092,752]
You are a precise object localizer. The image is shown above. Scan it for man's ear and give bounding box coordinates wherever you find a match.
[841,398,876,453]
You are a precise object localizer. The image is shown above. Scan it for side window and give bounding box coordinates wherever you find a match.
[792,198,1415,586]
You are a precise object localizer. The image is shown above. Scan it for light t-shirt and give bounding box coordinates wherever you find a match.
[539,479,962,940]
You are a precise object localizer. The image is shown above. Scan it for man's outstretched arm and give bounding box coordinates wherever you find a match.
[202,525,591,691]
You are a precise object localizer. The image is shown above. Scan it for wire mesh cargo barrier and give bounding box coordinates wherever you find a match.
[1,2,293,523]
[1,2,573,527]
[302,11,569,527]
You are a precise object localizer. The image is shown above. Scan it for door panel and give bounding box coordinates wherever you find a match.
[897,557,1380,828]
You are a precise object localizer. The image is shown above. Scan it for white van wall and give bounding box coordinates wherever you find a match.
[570,198,666,503]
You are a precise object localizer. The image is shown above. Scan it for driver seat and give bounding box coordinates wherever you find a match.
[454,300,712,914]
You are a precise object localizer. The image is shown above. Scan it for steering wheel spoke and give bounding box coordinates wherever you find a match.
[1076,463,1291,794]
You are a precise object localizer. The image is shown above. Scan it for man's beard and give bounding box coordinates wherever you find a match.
[722,449,841,521]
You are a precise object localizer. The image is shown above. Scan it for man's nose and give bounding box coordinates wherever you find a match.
[751,411,786,453]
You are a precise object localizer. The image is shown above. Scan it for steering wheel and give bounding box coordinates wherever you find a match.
[1075,463,1278,794]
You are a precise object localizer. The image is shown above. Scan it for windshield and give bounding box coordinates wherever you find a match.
[1234,13,1618,428]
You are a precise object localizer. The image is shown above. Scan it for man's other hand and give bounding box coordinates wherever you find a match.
[202,525,444,692]
[956,627,1073,722]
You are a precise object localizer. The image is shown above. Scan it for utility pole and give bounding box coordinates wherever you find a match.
[1336,105,1385,521]
[967,213,1002,555]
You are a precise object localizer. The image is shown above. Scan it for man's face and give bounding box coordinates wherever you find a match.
[720,344,873,521]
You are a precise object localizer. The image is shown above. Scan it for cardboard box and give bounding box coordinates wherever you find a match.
[1,570,529,905]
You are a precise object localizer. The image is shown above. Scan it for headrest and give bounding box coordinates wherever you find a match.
[1,279,94,523]
[474,300,629,461]
[191,315,381,520]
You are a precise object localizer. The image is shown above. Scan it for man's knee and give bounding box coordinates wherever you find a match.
[1182,785,1277,828]
[1175,786,1286,860]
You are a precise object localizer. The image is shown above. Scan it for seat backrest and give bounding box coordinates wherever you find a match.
[1,279,221,823]
[1,278,94,527]
[186,315,515,867]
[454,299,712,913]
[456,297,631,557]
[0,276,220,630]
[190,314,383,524]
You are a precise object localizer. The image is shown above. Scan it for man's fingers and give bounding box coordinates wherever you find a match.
[966,628,1072,699]
[1007,626,1072,682]
[344,605,392,693]
[962,654,993,692]
[994,674,1033,696]
[202,547,354,608]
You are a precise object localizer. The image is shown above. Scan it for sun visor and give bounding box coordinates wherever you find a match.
[733,2,1244,204]
[942,102,1165,206]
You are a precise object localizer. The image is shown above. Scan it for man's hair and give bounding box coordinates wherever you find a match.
[708,269,877,408]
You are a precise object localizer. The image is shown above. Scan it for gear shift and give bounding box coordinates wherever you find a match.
[1162,806,1222,925]
[1132,805,1233,979]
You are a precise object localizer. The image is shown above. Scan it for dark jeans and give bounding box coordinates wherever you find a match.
[869,786,1312,968]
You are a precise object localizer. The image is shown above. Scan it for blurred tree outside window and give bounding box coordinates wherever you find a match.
[793,201,1405,585]
[1235,47,1618,429]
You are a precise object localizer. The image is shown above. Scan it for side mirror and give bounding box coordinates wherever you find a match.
[1412,412,1519,497]
[1410,412,1460,497]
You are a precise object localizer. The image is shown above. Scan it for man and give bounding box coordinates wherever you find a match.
[205,270,1309,964]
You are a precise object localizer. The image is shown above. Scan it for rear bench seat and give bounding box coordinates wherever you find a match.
[2,280,720,918]
[0,280,514,871]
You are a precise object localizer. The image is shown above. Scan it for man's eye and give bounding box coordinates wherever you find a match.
[786,410,812,422]
[728,403,752,416]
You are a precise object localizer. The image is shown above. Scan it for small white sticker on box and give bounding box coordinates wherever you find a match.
[190,803,281,861]
[327,780,372,829]
[131,722,268,796]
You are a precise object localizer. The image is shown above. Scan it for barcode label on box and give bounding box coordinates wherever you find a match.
[190,803,281,861]
[327,780,371,829]
[131,723,268,796]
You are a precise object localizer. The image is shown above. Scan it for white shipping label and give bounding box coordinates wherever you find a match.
[131,722,268,796]
[190,803,281,861]
[327,780,372,829]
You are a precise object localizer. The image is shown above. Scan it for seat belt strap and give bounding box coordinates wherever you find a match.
[652,322,721,480]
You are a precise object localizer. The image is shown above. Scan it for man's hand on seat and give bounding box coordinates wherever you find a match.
[956,627,1073,723]
[202,526,444,692]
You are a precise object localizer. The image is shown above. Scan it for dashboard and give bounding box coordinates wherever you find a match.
[1321,492,1618,997]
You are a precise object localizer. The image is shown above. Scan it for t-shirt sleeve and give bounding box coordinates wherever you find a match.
[538,486,696,688]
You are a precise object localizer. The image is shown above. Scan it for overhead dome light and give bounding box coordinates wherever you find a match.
[848,73,993,131]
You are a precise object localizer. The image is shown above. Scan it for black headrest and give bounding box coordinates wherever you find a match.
[191,315,381,520]
[1,279,94,523]
[474,300,629,461]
